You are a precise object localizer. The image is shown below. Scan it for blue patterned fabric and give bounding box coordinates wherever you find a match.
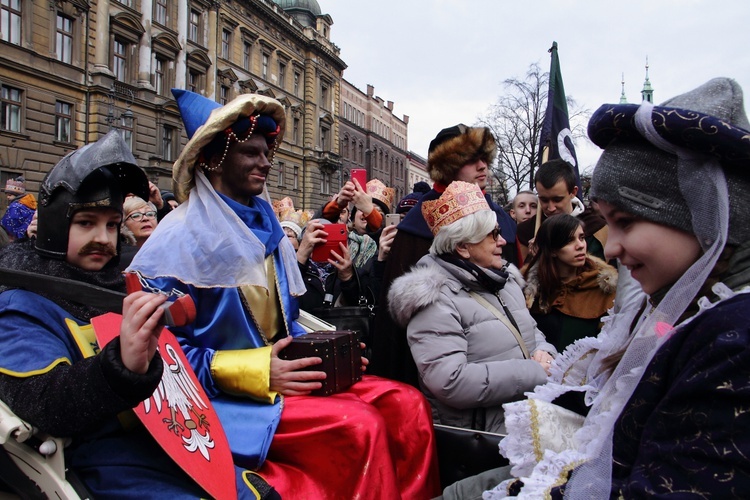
[1,199,34,239]
[609,294,750,497]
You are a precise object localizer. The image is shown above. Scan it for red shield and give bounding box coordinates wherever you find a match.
[92,313,237,500]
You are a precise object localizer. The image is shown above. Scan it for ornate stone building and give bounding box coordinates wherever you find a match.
[0,0,346,211]
[339,80,408,204]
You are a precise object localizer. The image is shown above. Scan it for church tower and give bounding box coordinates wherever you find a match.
[641,57,654,103]
[619,73,628,104]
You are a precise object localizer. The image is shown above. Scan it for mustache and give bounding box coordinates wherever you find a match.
[78,242,117,257]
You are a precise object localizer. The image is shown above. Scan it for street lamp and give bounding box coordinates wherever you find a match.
[106,85,134,130]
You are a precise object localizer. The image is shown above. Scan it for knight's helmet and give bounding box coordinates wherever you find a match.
[36,130,149,265]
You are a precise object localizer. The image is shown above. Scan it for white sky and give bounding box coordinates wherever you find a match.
[323,0,750,175]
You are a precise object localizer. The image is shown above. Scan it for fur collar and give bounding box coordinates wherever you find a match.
[387,254,522,327]
[523,255,617,312]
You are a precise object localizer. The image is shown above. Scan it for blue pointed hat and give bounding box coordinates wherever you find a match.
[172,88,221,139]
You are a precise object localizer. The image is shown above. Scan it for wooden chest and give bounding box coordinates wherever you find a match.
[279,330,362,396]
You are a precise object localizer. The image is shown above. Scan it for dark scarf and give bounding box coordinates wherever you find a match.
[0,240,125,321]
[439,253,509,295]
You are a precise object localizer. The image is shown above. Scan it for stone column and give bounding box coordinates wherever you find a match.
[138,0,153,88]
[93,0,112,73]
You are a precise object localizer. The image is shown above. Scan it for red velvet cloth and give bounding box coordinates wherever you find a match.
[258,375,440,499]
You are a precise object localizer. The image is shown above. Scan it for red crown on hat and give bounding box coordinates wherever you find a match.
[366,179,395,211]
[421,181,490,235]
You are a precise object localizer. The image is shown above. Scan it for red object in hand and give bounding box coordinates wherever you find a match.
[311,223,348,262]
[125,272,197,327]
[350,168,367,189]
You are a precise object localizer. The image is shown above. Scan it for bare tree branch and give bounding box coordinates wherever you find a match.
[477,63,590,203]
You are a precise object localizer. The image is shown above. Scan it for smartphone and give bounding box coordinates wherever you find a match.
[385,213,401,227]
[311,223,348,262]
[350,168,367,189]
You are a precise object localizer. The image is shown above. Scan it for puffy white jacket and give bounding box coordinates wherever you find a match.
[388,254,556,433]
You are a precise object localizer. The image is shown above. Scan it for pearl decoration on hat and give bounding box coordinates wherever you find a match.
[199,115,279,173]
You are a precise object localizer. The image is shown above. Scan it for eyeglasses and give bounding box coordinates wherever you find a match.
[488,227,501,241]
[126,211,157,221]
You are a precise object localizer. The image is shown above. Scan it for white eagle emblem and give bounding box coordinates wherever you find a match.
[143,343,216,460]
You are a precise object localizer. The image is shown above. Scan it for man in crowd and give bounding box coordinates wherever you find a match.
[127,89,440,499]
[516,159,607,263]
[370,123,517,385]
[510,190,538,223]
[0,131,274,498]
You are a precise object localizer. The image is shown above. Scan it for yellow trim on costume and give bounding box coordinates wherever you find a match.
[546,459,586,499]
[529,399,544,463]
[0,358,70,377]
[65,318,100,358]
[241,471,263,500]
[211,346,277,404]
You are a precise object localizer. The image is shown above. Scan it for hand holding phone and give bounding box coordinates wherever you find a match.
[350,169,367,190]
[385,213,401,227]
[311,223,348,262]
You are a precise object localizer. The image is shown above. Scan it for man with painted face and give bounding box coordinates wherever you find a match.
[128,90,440,499]
[0,131,277,498]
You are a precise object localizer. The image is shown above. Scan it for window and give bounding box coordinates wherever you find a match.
[293,117,299,144]
[261,53,268,79]
[1,0,21,45]
[56,14,73,64]
[320,125,329,150]
[243,42,251,71]
[155,0,167,24]
[293,71,300,96]
[162,125,175,161]
[320,83,328,109]
[320,171,331,195]
[276,161,284,186]
[188,69,202,93]
[113,38,128,81]
[278,62,286,89]
[293,166,299,190]
[0,85,21,132]
[188,10,200,43]
[221,29,231,60]
[154,57,165,96]
[120,114,134,150]
[219,85,229,105]
[55,100,72,142]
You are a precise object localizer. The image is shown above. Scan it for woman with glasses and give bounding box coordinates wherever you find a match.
[521,214,617,352]
[123,196,158,248]
[388,181,555,433]
[118,196,158,270]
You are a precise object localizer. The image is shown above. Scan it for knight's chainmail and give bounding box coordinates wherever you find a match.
[0,239,125,321]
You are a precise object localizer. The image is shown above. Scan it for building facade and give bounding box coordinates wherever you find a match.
[339,80,408,205]
[406,150,429,191]
[0,0,346,212]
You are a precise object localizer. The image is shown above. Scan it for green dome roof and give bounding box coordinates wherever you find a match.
[274,0,322,16]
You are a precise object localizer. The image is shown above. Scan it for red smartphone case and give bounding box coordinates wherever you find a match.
[311,223,348,262]
[350,169,367,189]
